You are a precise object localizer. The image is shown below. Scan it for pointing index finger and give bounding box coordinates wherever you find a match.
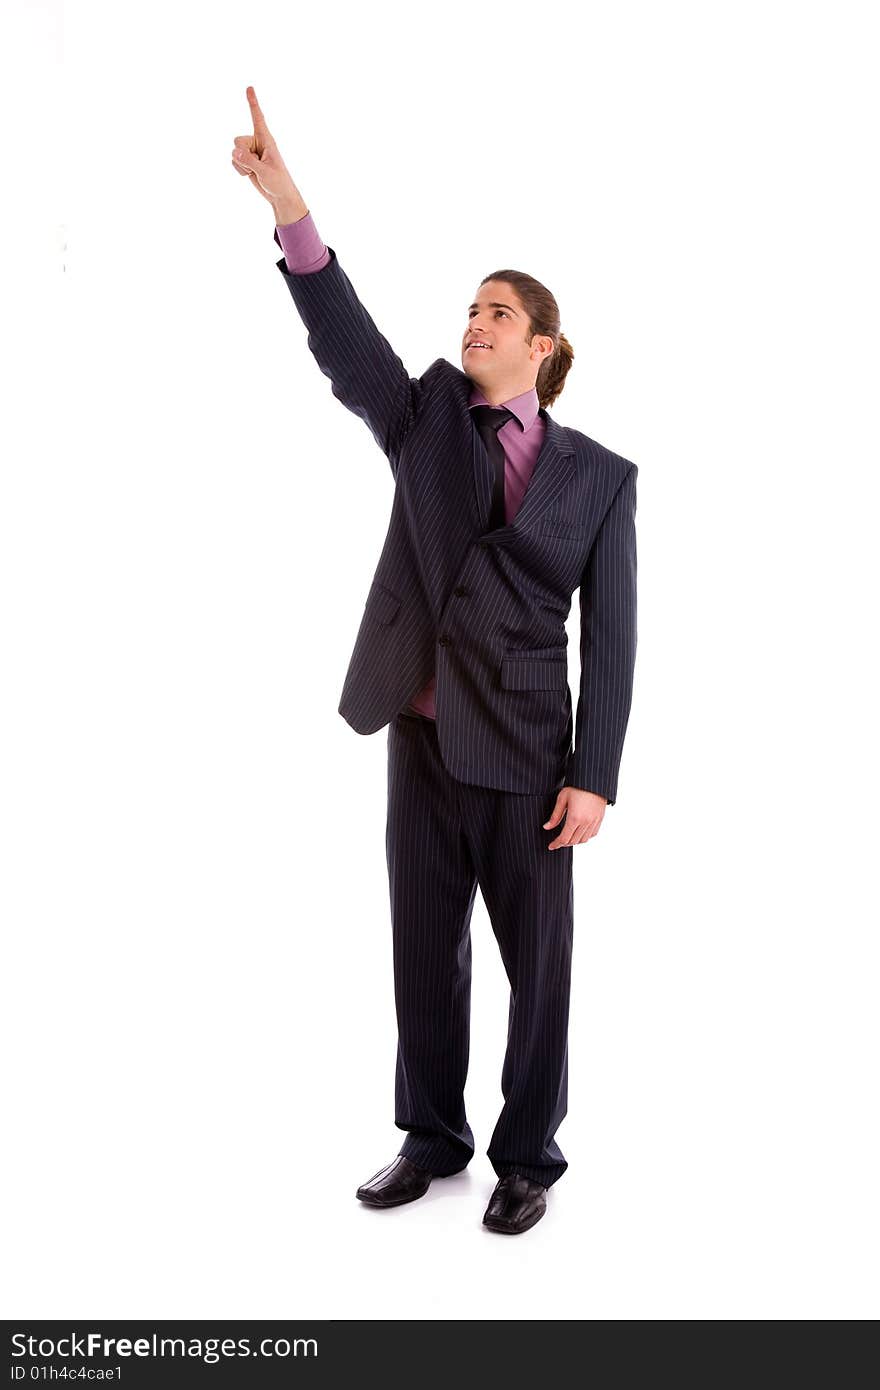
[247,85,270,139]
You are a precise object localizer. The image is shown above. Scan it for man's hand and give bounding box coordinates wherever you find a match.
[230,85,306,220]
[543,787,607,848]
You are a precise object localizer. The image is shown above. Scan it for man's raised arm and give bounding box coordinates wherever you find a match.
[231,86,422,470]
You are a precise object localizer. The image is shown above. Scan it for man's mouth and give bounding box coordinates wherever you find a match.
[466,343,492,351]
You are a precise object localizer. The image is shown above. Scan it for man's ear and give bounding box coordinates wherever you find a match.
[529,333,555,363]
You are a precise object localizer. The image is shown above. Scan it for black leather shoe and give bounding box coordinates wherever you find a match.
[482,1173,548,1233]
[356,1155,433,1207]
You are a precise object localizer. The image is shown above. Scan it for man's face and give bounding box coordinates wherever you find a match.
[461,279,534,385]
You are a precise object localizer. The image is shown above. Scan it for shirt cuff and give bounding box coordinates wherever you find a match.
[274,212,331,274]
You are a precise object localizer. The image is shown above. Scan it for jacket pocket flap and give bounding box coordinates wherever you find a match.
[364,580,402,626]
[501,649,568,690]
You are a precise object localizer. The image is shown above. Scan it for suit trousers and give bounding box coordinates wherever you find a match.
[386,709,574,1187]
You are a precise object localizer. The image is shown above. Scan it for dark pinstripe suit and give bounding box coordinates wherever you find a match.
[274,231,637,1185]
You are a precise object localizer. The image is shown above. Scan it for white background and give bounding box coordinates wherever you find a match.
[3,0,878,1320]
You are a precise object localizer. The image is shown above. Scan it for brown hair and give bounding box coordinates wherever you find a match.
[478,268,574,409]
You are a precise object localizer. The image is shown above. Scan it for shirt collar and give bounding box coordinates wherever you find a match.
[468,383,541,433]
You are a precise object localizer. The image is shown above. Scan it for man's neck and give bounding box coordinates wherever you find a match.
[475,382,537,408]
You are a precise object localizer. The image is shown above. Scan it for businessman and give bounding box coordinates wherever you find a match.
[232,86,638,1235]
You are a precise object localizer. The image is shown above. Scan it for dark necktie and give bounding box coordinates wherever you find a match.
[471,405,516,531]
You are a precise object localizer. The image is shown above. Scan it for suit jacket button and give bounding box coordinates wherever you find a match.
[453,586,469,597]
[438,634,452,647]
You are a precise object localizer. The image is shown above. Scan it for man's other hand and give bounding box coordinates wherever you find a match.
[543,787,607,849]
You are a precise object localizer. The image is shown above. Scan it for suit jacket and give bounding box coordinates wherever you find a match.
[273,229,638,803]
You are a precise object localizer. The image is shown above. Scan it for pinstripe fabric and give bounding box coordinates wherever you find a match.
[273,230,638,804]
[387,709,573,1186]
[273,230,638,1188]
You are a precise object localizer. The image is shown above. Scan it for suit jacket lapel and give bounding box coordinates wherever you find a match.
[451,368,576,539]
[472,410,575,540]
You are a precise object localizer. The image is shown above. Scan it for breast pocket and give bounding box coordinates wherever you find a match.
[533,519,589,540]
[500,648,569,690]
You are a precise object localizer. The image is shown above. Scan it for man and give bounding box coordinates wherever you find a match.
[232,86,638,1235]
